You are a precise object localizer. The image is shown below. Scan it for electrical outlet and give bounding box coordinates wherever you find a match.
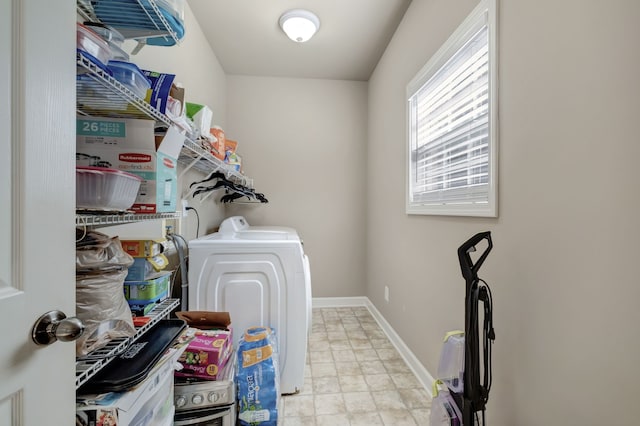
[384,286,390,303]
[181,199,189,217]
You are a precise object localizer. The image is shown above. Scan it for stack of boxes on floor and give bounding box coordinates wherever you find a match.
[173,315,282,426]
[174,311,234,381]
[120,238,171,316]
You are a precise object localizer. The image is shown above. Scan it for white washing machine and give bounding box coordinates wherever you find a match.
[188,216,312,394]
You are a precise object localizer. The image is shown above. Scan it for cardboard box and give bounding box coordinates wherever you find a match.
[76,117,185,213]
[120,238,165,258]
[124,271,171,304]
[125,254,169,281]
[76,351,175,426]
[129,301,157,317]
[175,328,233,380]
[174,311,233,380]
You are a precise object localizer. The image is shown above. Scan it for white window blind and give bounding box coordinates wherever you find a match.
[407,0,497,216]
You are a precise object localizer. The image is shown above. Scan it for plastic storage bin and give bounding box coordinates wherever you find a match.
[107,60,151,99]
[84,22,129,62]
[83,22,129,61]
[437,331,465,393]
[430,380,463,426]
[77,23,111,67]
[76,166,142,211]
[83,22,125,46]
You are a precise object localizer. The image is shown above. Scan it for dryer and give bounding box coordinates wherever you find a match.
[188,216,311,394]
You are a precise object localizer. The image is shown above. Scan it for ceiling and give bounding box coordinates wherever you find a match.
[186,0,412,82]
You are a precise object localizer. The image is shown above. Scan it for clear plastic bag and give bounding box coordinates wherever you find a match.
[237,327,280,426]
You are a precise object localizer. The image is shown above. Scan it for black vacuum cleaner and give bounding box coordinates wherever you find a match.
[453,231,495,425]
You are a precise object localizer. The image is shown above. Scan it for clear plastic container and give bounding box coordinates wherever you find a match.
[83,22,129,61]
[76,166,142,211]
[107,61,151,99]
[430,385,462,426]
[82,22,125,46]
[77,23,111,67]
[108,43,129,61]
[437,331,465,393]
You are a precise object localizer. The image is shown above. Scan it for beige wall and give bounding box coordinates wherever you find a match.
[368,0,640,424]
[110,3,228,240]
[224,75,368,298]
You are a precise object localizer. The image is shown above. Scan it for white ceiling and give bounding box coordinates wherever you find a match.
[186,0,412,82]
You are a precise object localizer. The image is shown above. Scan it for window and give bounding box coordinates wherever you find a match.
[406,0,497,216]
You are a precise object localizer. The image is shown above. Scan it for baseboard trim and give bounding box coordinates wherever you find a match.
[312,296,435,397]
[312,296,369,308]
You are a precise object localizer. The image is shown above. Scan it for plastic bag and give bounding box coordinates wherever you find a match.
[75,229,136,356]
[76,230,134,273]
[236,327,280,426]
[75,269,136,356]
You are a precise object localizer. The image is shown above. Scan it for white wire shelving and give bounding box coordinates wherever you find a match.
[77,0,180,47]
[75,298,179,389]
[76,211,183,228]
[76,53,249,187]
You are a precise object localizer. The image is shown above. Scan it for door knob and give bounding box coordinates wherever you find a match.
[32,310,85,346]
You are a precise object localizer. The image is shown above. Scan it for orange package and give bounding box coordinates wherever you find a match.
[209,126,226,160]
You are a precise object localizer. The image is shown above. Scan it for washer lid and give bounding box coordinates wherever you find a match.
[217,216,250,234]
[214,216,299,241]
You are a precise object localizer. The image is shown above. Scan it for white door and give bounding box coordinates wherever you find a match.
[0,0,76,424]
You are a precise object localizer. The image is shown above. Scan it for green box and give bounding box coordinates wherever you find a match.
[124,271,171,303]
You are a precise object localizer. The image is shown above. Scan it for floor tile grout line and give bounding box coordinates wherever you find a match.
[281,307,430,425]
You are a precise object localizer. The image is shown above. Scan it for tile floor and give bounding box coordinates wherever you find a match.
[280,306,432,425]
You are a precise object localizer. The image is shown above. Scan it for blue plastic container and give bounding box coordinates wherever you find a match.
[107,60,151,99]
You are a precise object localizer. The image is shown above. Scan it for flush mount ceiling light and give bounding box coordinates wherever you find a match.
[279,9,320,43]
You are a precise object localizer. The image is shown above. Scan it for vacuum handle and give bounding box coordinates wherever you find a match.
[458,231,492,282]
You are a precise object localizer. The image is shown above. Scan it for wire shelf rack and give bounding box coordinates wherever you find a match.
[75,298,179,389]
[80,0,180,45]
[77,53,170,123]
[76,53,249,187]
[76,211,183,228]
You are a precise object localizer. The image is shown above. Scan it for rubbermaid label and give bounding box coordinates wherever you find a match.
[77,120,125,137]
[120,153,152,163]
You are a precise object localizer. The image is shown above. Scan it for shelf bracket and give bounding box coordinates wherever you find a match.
[179,152,209,180]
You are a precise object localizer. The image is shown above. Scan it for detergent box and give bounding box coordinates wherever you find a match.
[124,270,171,304]
[120,238,165,258]
[174,311,233,380]
[125,254,169,281]
[76,117,185,213]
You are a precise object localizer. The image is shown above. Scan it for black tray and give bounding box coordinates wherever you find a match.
[78,318,186,394]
